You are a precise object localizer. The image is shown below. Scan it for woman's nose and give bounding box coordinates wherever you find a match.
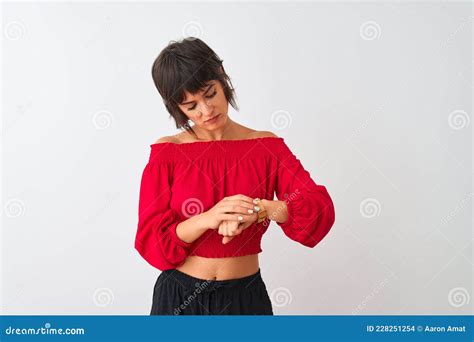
[198,101,213,116]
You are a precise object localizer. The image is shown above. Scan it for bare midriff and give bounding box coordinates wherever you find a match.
[175,254,260,281]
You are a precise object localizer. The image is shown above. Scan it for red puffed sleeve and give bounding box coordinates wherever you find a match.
[134,150,193,271]
[274,141,335,248]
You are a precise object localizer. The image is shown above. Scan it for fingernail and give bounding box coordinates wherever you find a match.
[238,216,243,221]
[248,209,254,214]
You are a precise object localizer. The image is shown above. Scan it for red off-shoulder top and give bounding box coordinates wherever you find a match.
[134,136,335,271]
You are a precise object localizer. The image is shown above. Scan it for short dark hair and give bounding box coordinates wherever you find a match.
[151,37,239,137]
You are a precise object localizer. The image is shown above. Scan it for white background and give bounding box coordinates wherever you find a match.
[2,1,472,315]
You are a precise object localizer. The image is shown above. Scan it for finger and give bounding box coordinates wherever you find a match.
[232,226,243,236]
[218,201,254,213]
[222,235,235,244]
[220,205,255,215]
[224,200,255,210]
[224,224,232,236]
[228,221,240,236]
[218,224,225,235]
[218,213,247,222]
[229,225,241,236]
[234,194,256,203]
[218,222,232,236]
[223,223,230,237]
[229,223,243,236]
[223,195,255,206]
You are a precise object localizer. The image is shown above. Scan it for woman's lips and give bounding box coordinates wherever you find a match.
[205,114,220,123]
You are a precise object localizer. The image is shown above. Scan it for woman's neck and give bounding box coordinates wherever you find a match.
[191,117,241,141]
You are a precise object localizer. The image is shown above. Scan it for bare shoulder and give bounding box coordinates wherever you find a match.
[251,130,279,138]
[153,135,180,144]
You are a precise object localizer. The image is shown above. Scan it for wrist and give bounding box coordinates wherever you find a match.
[253,198,269,224]
[260,199,278,222]
[195,212,211,232]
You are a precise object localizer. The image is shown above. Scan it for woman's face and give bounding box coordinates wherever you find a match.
[177,80,229,130]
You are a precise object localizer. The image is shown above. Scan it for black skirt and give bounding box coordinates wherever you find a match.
[150,268,274,315]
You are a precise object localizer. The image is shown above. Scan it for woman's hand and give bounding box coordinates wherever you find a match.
[200,194,256,231]
[218,220,242,244]
[218,215,257,244]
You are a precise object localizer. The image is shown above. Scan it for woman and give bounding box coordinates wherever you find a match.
[134,37,336,315]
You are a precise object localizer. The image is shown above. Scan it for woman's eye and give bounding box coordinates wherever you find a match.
[187,91,217,111]
[206,91,217,98]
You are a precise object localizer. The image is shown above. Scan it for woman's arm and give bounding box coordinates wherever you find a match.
[175,213,210,243]
[261,199,288,224]
[273,140,336,248]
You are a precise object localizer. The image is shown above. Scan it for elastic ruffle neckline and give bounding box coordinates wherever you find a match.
[148,136,286,161]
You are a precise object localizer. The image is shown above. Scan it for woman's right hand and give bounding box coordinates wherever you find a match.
[201,194,256,230]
